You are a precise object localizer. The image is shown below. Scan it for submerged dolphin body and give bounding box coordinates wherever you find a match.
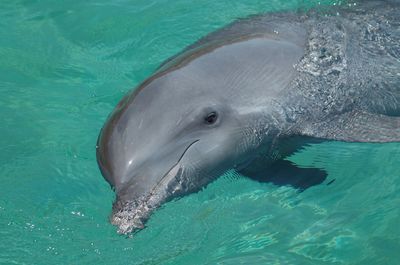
[97,1,400,234]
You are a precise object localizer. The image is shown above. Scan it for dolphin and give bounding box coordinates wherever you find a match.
[96,1,400,234]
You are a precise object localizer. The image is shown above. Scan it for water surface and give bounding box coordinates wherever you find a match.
[1,0,400,264]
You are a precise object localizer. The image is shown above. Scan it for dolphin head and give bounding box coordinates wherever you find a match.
[96,36,300,234]
[96,72,264,234]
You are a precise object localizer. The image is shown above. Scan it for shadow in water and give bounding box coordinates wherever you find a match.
[241,160,328,191]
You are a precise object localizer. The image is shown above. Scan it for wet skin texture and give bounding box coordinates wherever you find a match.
[97,1,400,234]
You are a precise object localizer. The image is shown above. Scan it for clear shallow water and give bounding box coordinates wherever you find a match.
[1,0,399,264]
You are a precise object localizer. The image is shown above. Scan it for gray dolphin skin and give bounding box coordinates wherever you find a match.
[97,1,400,234]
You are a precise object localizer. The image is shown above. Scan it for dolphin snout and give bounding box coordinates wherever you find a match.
[96,104,201,234]
[110,197,151,234]
[108,162,185,234]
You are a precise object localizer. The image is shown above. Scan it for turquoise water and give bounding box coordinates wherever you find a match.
[1,0,400,264]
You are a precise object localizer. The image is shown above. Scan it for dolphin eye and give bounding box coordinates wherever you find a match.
[204,112,218,125]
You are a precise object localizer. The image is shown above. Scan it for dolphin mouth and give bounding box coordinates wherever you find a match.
[110,139,199,235]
